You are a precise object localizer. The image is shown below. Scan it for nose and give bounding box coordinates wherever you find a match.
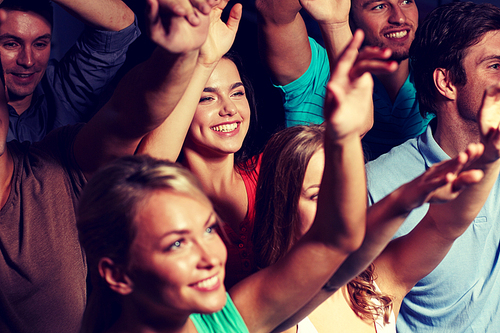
[388,5,406,25]
[196,240,222,269]
[219,97,237,117]
[17,46,34,68]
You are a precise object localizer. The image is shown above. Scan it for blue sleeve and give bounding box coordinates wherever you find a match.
[274,37,330,127]
[45,16,141,127]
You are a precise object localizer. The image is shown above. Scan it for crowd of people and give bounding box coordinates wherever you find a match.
[1,0,500,332]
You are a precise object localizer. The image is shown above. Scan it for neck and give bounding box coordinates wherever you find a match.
[109,299,195,333]
[374,58,410,103]
[0,146,14,209]
[433,104,480,158]
[9,94,33,115]
[181,147,238,194]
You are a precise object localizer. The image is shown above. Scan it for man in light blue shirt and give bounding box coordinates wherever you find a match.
[367,2,500,331]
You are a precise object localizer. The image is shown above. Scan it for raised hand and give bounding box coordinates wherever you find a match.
[478,82,500,163]
[198,0,242,66]
[146,0,212,53]
[323,30,397,141]
[158,0,219,25]
[395,143,485,215]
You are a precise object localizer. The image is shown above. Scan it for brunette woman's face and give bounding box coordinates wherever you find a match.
[127,190,227,316]
[297,149,324,238]
[186,58,251,156]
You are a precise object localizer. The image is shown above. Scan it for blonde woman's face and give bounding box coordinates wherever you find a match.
[127,190,227,316]
[297,149,324,238]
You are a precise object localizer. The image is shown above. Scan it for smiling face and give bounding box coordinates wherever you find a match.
[0,10,51,108]
[185,58,251,157]
[453,30,500,124]
[297,149,324,238]
[127,190,227,316]
[350,0,418,61]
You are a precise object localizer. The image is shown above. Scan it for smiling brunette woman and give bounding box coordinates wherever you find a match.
[137,2,261,289]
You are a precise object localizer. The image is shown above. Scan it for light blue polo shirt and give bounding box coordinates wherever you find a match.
[366,124,500,332]
[275,37,432,160]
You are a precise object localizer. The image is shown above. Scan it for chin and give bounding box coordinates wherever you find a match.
[196,292,227,314]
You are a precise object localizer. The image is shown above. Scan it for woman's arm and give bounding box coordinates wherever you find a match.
[272,143,484,332]
[229,30,394,333]
[73,0,212,177]
[136,0,241,161]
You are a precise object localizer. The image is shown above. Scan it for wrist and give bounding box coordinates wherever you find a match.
[319,20,350,31]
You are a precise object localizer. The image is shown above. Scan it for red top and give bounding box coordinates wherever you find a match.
[222,154,261,290]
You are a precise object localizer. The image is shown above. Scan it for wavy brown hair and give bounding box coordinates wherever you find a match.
[252,124,392,324]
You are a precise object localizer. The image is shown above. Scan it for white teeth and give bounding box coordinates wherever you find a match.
[15,74,30,78]
[211,123,238,133]
[196,276,218,289]
[385,30,408,39]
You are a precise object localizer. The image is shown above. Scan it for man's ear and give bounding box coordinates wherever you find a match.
[98,257,134,295]
[434,68,457,100]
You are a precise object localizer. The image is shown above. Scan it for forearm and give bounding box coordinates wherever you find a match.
[137,60,217,160]
[257,0,312,85]
[53,0,135,31]
[319,21,352,69]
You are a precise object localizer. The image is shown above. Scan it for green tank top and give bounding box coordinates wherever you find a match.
[190,293,249,333]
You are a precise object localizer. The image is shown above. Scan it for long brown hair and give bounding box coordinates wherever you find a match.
[252,124,392,324]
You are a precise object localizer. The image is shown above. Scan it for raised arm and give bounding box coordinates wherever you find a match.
[137,0,241,161]
[256,0,311,85]
[375,82,500,315]
[73,0,212,177]
[228,30,385,333]
[52,0,135,31]
[300,0,354,70]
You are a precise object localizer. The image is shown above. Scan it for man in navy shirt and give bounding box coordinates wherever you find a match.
[2,0,140,143]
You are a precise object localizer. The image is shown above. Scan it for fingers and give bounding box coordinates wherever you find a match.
[350,46,398,79]
[154,0,217,26]
[479,82,500,138]
[451,169,484,192]
[226,3,243,33]
[146,0,161,29]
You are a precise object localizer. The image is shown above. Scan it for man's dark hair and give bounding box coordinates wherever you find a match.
[410,1,500,117]
[0,0,53,28]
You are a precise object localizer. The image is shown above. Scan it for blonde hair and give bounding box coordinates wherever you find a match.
[77,155,211,333]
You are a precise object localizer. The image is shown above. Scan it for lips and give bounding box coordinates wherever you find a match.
[12,73,34,78]
[384,30,408,39]
[210,122,239,133]
[191,275,220,291]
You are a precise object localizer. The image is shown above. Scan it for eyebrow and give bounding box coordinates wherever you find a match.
[203,82,244,93]
[0,33,52,42]
[361,0,383,9]
[303,184,321,192]
[159,212,215,239]
[477,55,500,65]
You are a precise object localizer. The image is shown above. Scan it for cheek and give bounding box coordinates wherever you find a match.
[0,51,17,66]
[36,49,51,66]
[297,199,317,237]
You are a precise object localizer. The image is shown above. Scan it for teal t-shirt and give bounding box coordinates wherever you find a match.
[190,293,249,333]
[275,37,433,160]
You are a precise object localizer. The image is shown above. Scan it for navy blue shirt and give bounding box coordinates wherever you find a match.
[8,17,140,143]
